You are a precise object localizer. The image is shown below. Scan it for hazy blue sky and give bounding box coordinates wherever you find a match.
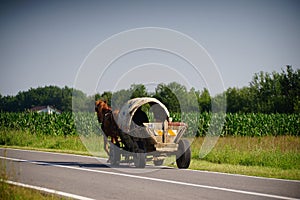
[0,0,299,96]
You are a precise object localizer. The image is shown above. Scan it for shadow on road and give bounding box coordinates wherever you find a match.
[32,160,173,170]
[33,161,110,168]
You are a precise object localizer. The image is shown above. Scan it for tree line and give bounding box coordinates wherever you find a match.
[226,65,299,113]
[0,65,299,113]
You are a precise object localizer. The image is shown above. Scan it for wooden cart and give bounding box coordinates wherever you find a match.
[109,97,191,168]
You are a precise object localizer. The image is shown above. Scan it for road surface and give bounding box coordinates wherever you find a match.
[0,148,299,200]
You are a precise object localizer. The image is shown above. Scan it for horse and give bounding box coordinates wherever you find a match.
[95,100,120,158]
[95,99,151,161]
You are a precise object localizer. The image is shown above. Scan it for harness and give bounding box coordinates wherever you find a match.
[101,110,121,134]
[101,110,112,128]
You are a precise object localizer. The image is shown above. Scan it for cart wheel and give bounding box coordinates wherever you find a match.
[134,153,146,168]
[153,159,164,166]
[110,143,120,166]
[176,139,191,169]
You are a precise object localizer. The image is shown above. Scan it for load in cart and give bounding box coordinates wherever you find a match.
[96,97,191,168]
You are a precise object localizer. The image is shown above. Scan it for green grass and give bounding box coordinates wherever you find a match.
[0,158,68,200]
[187,160,300,180]
[1,130,299,180]
[191,136,300,170]
[0,182,69,200]
[0,130,87,154]
[187,136,300,180]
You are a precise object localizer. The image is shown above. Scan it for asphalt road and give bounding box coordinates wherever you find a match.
[0,148,299,200]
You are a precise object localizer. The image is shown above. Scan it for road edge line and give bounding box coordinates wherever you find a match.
[4,180,95,200]
[1,147,299,183]
[1,156,298,200]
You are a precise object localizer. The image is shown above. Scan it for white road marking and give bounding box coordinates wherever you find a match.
[4,180,95,200]
[0,155,298,200]
[0,147,104,160]
[182,168,300,183]
[1,147,299,183]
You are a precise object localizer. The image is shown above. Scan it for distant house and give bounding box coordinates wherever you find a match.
[30,106,61,114]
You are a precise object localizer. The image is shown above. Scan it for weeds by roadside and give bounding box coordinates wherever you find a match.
[0,149,69,200]
[1,130,299,180]
[0,130,87,153]
[191,136,300,170]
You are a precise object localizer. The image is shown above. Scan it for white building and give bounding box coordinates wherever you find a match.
[30,105,61,114]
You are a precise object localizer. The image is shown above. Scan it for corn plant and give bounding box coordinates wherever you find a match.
[0,112,299,136]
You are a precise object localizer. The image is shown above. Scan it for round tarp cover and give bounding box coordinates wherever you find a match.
[117,97,170,132]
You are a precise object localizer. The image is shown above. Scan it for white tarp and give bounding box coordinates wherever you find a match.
[117,97,170,132]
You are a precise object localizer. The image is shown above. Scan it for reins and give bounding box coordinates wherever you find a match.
[101,109,112,124]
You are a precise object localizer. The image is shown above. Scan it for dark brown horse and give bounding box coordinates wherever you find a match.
[95,100,120,157]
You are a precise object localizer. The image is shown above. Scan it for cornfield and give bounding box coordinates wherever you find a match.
[0,112,299,136]
[223,113,299,136]
[0,112,77,136]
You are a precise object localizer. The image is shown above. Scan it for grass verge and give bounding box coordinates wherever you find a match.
[0,182,69,200]
[188,160,300,180]
[0,157,68,200]
[0,130,299,180]
[192,136,299,169]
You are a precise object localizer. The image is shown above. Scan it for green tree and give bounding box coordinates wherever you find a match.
[153,83,181,113]
[197,88,211,112]
[111,89,131,109]
[60,86,73,112]
[72,89,90,112]
[249,65,299,113]
[226,87,253,113]
[100,91,112,106]
[279,65,300,113]
[186,87,200,112]
[130,84,148,99]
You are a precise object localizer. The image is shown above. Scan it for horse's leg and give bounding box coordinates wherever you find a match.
[103,136,109,157]
[114,137,120,147]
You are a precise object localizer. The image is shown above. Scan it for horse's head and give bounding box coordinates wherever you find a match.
[95,100,110,123]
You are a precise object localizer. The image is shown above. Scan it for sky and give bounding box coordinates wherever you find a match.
[0,0,299,96]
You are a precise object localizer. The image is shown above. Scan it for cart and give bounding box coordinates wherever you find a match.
[109,97,191,169]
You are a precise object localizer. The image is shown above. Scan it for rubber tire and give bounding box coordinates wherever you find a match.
[176,139,191,169]
[134,153,146,168]
[110,143,120,166]
[153,159,164,166]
